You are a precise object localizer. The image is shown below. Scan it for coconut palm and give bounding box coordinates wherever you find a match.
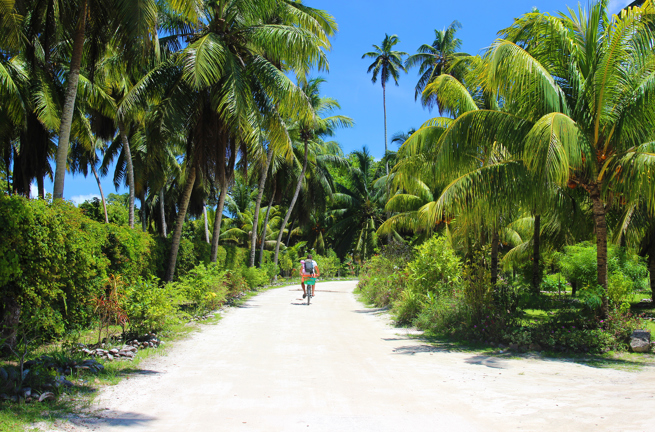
[49,0,159,200]
[271,77,353,270]
[362,34,407,175]
[405,20,466,103]
[329,147,385,261]
[475,1,655,315]
[246,1,337,268]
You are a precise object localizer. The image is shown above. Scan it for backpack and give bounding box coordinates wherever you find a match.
[304,260,315,274]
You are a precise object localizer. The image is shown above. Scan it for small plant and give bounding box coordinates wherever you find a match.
[91,275,129,344]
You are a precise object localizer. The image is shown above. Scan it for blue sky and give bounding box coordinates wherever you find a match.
[50,0,631,204]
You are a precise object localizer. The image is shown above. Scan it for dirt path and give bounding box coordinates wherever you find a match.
[50,281,655,431]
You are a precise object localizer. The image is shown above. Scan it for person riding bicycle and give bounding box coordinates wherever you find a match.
[300,254,319,299]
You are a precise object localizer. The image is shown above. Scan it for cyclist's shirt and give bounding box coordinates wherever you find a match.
[300,260,319,282]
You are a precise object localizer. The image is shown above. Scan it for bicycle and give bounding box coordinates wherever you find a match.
[305,277,316,305]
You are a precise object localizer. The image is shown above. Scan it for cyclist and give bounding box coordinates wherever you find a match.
[300,254,319,298]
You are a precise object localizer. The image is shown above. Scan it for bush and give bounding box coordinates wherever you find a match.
[406,236,461,298]
[314,250,341,277]
[0,195,166,341]
[242,267,269,289]
[121,276,179,334]
[172,263,229,314]
[557,242,648,292]
[357,242,412,308]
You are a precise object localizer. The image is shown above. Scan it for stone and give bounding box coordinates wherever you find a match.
[106,354,113,360]
[119,351,135,358]
[38,392,55,402]
[631,338,651,353]
[20,387,31,398]
[0,367,7,381]
[529,343,542,351]
[631,330,651,343]
[508,343,519,351]
[109,348,119,355]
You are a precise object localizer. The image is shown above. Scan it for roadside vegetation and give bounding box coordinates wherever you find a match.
[2,0,655,428]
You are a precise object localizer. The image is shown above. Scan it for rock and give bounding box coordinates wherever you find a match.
[20,387,31,398]
[0,393,8,401]
[529,343,542,351]
[106,354,113,360]
[631,338,651,353]
[631,330,651,343]
[119,351,135,358]
[508,343,519,351]
[0,367,7,381]
[109,348,119,355]
[38,392,55,402]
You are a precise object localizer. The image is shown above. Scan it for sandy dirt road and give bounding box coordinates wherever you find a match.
[51,280,655,432]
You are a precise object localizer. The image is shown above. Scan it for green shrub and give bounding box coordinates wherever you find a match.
[406,236,461,298]
[242,267,269,289]
[557,242,648,292]
[0,196,109,336]
[314,250,341,277]
[121,276,179,334]
[357,242,412,308]
[608,272,634,310]
[172,263,229,314]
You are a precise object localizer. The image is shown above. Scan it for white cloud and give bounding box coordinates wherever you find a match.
[609,0,633,15]
[30,183,38,198]
[70,194,100,205]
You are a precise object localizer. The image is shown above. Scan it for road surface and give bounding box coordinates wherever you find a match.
[51,280,655,431]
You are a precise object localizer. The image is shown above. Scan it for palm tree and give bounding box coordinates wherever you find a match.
[50,0,159,200]
[362,34,407,175]
[329,147,384,261]
[272,78,353,270]
[125,0,332,281]
[405,20,466,104]
[479,1,655,316]
[246,0,337,268]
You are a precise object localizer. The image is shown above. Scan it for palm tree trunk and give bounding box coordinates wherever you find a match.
[210,182,228,262]
[491,230,499,286]
[273,140,309,270]
[382,82,389,176]
[531,214,541,294]
[52,0,87,199]
[589,183,609,318]
[118,121,135,229]
[203,201,210,244]
[249,146,274,267]
[159,187,167,237]
[258,193,274,268]
[165,165,196,282]
[648,241,655,303]
[286,218,295,247]
[37,176,44,199]
[91,164,108,223]
[140,196,147,232]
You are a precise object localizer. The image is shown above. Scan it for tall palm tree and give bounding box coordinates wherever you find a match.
[404,20,466,103]
[362,34,407,175]
[246,0,337,268]
[50,0,160,200]
[479,1,655,316]
[123,0,332,281]
[329,147,384,261]
[272,78,352,270]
